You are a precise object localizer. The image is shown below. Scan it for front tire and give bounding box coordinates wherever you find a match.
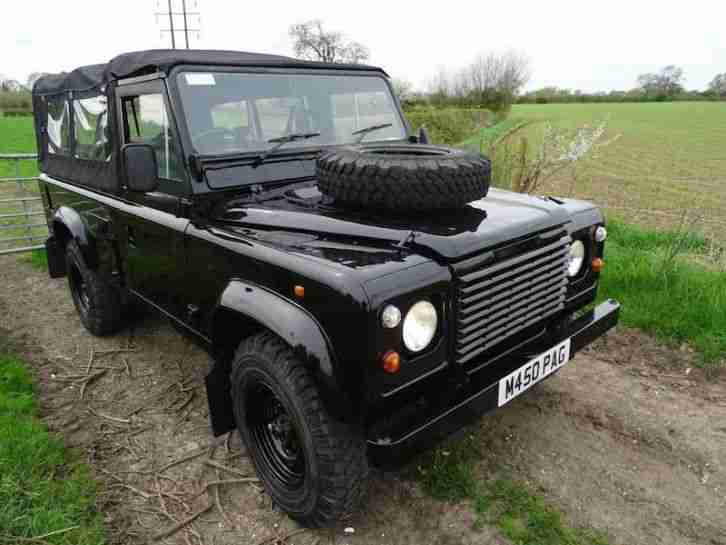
[65,241,123,336]
[231,332,368,527]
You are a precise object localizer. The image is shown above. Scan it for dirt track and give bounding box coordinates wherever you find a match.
[1,255,725,545]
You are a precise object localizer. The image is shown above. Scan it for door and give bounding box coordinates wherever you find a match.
[113,79,191,320]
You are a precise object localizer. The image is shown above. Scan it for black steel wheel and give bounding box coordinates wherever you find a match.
[68,260,91,317]
[246,381,305,491]
[65,240,123,336]
[231,332,368,527]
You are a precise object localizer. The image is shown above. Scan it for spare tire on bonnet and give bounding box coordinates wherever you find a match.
[316,144,491,213]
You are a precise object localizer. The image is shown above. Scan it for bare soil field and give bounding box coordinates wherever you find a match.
[1,255,725,545]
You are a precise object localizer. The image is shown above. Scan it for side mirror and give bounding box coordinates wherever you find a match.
[418,126,430,145]
[122,143,159,193]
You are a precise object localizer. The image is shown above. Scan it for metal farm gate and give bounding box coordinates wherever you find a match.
[0,154,48,255]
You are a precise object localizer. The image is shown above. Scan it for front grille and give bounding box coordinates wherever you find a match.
[452,228,571,365]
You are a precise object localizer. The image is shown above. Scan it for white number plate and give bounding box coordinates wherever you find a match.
[497,338,571,407]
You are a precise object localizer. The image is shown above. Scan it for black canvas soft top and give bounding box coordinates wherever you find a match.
[33,49,387,96]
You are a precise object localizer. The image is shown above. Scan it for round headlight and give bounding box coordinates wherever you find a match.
[594,226,607,242]
[381,305,402,329]
[402,301,438,352]
[567,240,586,277]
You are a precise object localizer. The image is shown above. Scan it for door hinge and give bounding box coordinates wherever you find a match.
[179,197,193,217]
[186,304,200,322]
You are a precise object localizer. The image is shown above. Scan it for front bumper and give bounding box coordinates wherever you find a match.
[367,298,620,464]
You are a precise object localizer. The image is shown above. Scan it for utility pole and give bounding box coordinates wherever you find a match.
[182,0,189,49]
[155,0,200,49]
[167,0,176,49]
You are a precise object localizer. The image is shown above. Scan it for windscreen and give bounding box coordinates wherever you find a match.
[176,71,406,155]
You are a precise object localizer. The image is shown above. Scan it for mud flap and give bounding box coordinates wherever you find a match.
[45,236,66,278]
[205,364,236,436]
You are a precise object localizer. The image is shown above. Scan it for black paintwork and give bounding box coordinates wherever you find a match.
[38,60,619,455]
[368,299,621,465]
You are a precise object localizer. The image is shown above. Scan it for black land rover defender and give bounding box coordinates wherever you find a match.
[32,50,619,526]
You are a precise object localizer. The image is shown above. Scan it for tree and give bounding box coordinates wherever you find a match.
[425,51,530,112]
[0,74,25,92]
[26,72,49,90]
[707,73,726,97]
[391,78,414,105]
[637,65,685,97]
[427,67,452,106]
[289,20,370,64]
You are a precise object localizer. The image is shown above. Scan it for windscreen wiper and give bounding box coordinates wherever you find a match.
[253,132,321,166]
[352,123,393,143]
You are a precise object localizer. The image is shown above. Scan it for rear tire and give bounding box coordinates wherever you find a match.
[230,332,368,527]
[65,241,123,336]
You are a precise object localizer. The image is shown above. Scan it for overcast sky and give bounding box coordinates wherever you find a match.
[4,0,725,92]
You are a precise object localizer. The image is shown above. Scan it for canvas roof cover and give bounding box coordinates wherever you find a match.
[33,49,387,96]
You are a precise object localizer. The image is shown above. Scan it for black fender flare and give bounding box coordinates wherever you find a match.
[206,280,352,436]
[51,206,98,268]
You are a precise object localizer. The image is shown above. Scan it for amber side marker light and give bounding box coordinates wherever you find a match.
[382,351,401,374]
[294,285,305,298]
[592,258,605,273]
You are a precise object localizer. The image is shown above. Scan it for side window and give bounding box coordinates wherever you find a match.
[47,96,71,155]
[73,95,111,161]
[122,93,185,182]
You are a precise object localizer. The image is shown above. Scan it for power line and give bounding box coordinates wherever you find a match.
[155,0,201,49]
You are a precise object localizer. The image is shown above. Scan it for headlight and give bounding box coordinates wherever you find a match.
[567,240,586,277]
[594,226,607,242]
[381,305,401,328]
[402,301,438,352]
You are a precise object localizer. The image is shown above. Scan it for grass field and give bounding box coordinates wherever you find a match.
[0,351,105,544]
[600,221,726,368]
[0,117,46,252]
[482,102,726,242]
[0,116,37,176]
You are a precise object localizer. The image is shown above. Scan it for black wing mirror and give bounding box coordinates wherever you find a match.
[122,143,159,193]
[418,126,430,145]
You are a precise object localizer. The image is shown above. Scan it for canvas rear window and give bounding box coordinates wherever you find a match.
[73,95,112,161]
[47,96,70,155]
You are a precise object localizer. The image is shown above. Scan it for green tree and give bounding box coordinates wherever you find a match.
[707,73,726,97]
[637,65,685,98]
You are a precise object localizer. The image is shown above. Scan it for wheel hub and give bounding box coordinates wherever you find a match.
[267,411,299,461]
[247,383,305,490]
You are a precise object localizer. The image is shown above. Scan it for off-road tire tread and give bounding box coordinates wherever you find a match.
[65,240,123,336]
[231,332,368,527]
[317,144,491,212]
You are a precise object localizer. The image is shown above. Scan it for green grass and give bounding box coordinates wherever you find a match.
[413,433,482,501]
[411,433,611,545]
[405,107,490,146]
[475,479,610,545]
[0,116,37,178]
[497,102,726,243]
[599,220,726,368]
[0,118,46,252]
[0,352,105,545]
[460,117,531,150]
[20,248,49,271]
